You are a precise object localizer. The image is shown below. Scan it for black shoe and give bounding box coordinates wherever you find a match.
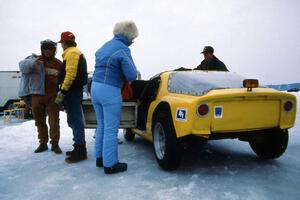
[96,158,103,168]
[104,162,127,174]
[66,144,76,156]
[34,143,48,153]
[65,144,87,163]
[51,144,62,154]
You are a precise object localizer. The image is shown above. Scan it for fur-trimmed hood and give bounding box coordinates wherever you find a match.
[113,21,139,42]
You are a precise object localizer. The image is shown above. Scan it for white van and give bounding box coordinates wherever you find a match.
[0,71,21,112]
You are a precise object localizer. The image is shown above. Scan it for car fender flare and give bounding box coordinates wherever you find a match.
[152,101,177,135]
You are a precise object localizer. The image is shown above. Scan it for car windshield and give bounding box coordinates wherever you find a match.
[168,71,244,96]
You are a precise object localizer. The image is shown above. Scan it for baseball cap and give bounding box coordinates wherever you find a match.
[201,46,214,54]
[58,31,75,43]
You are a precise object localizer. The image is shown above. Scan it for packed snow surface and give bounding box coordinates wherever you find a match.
[0,93,300,200]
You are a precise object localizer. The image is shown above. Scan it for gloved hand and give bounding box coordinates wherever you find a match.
[55,91,65,107]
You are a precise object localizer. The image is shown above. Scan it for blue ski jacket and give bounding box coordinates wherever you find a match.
[92,34,137,88]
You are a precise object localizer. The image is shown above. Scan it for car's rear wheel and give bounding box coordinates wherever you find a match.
[124,128,135,141]
[153,112,181,170]
[249,129,289,159]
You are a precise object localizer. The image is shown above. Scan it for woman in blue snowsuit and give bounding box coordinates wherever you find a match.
[91,21,138,174]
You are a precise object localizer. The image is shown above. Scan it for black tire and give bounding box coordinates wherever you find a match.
[249,129,289,159]
[152,111,181,170]
[124,129,135,141]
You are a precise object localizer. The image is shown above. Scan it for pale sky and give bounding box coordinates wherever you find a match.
[0,0,299,84]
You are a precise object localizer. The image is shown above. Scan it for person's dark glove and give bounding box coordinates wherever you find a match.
[55,91,65,107]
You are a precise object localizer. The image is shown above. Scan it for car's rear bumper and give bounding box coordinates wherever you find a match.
[173,90,297,138]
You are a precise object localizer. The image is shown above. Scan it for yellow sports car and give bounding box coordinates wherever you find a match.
[83,70,297,171]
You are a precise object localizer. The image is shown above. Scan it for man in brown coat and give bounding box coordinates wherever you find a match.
[19,39,64,154]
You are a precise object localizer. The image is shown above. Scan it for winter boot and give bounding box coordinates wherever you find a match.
[51,143,62,154]
[34,143,48,153]
[66,144,75,156]
[65,144,87,163]
[96,157,103,168]
[104,162,127,174]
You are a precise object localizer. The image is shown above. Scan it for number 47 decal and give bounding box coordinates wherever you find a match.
[176,108,188,122]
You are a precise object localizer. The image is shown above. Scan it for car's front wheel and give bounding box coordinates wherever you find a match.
[152,112,181,170]
[249,129,289,159]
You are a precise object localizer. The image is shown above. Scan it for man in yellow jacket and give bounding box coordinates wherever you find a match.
[55,31,88,163]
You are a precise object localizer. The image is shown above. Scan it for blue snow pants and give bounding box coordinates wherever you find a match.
[91,81,122,167]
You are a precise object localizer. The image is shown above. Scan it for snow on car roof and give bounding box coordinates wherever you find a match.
[168,70,244,96]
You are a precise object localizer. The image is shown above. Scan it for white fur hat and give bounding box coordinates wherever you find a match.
[113,21,139,41]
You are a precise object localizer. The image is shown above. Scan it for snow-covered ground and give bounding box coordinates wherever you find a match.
[0,93,300,200]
